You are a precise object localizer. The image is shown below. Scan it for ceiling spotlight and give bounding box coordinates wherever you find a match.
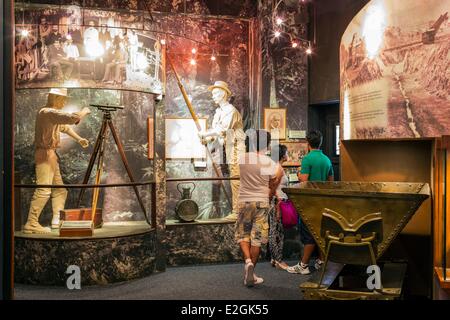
[306,47,312,55]
[21,29,29,37]
[211,55,216,61]
[160,39,166,45]
[191,48,197,54]
[292,41,298,48]
[274,30,281,37]
[276,17,283,25]
[190,58,196,65]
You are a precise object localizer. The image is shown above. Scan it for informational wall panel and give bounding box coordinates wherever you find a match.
[340,0,450,140]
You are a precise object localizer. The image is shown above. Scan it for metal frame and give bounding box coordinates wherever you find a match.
[2,0,15,300]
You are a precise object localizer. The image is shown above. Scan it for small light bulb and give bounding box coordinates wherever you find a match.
[211,55,216,61]
[276,17,283,25]
[292,41,298,48]
[191,48,197,54]
[160,39,166,45]
[274,30,281,37]
[21,29,29,37]
[190,58,196,65]
[306,47,312,55]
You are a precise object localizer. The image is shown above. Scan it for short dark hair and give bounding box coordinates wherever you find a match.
[271,144,287,163]
[246,129,271,152]
[279,144,288,160]
[306,130,323,149]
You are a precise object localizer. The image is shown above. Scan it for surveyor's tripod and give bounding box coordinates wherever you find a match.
[77,105,148,222]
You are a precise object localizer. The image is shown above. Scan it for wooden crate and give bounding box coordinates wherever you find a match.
[60,208,103,228]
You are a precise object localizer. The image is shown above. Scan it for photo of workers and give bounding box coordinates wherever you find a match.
[14,5,162,94]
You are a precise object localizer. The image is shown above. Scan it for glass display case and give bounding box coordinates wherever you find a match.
[12,3,168,286]
[14,88,158,238]
[12,0,256,284]
[434,136,450,292]
[13,2,167,237]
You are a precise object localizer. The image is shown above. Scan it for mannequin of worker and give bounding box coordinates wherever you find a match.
[23,88,91,234]
[198,81,246,221]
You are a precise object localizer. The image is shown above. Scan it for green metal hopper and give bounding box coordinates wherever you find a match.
[283,181,430,300]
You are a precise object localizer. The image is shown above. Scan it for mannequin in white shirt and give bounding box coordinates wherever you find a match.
[63,35,80,60]
[198,81,245,220]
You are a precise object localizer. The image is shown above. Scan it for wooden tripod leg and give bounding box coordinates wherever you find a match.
[91,130,106,225]
[107,120,148,218]
[77,119,107,207]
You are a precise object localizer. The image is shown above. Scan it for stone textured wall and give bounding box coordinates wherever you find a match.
[165,221,302,266]
[14,230,156,286]
[165,222,242,266]
[258,0,309,131]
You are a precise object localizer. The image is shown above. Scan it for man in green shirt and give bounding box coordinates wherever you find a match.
[287,130,334,274]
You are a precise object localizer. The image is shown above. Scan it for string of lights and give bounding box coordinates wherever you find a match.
[271,0,313,55]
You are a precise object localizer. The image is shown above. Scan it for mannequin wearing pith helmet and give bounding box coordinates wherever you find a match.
[198,81,246,221]
[23,88,91,234]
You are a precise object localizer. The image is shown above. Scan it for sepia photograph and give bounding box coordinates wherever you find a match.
[263,107,287,140]
[15,4,162,94]
[340,0,450,139]
[282,140,308,167]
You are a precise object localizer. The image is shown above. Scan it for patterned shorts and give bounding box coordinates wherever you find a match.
[235,202,270,247]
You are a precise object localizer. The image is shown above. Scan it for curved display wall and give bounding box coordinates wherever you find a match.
[340,0,450,140]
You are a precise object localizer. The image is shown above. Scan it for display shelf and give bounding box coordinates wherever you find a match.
[166,218,234,226]
[15,221,152,240]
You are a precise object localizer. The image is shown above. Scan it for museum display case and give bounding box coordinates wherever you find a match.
[11,0,263,282]
[12,2,167,285]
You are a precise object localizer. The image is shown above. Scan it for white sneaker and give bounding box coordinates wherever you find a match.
[244,261,255,287]
[253,274,264,285]
[315,259,324,270]
[287,262,311,275]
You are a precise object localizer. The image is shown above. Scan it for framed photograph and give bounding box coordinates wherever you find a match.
[147,117,154,159]
[165,118,207,159]
[282,141,308,167]
[264,108,287,140]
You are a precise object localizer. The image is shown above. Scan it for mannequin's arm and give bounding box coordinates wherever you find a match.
[199,127,223,138]
[61,126,89,148]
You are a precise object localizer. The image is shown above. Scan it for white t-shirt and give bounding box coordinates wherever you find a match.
[239,152,278,203]
[276,168,289,200]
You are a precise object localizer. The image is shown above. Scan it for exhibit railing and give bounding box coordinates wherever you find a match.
[166,177,239,182]
[14,181,157,228]
[14,176,240,229]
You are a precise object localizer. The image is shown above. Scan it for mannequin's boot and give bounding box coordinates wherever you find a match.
[51,213,60,229]
[23,214,51,234]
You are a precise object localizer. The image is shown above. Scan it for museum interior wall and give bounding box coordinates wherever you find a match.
[309,0,369,104]
[4,0,449,299]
